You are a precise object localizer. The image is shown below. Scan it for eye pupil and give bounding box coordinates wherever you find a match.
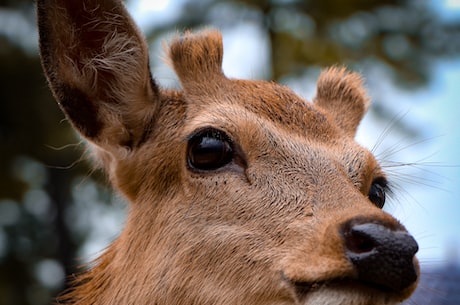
[188,129,234,171]
[368,181,386,209]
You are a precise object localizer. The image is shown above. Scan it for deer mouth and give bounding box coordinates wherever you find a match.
[292,278,388,294]
[287,277,408,305]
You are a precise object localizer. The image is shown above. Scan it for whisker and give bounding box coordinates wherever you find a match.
[45,156,86,170]
[370,110,410,154]
[45,143,83,151]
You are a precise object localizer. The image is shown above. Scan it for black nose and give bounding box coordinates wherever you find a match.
[341,220,419,291]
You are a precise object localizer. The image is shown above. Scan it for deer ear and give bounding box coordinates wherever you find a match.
[314,67,370,137]
[38,0,159,151]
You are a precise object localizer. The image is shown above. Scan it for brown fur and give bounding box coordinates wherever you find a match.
[37,1,419,304]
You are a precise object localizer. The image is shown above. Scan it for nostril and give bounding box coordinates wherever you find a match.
[344,227,377,254]
[341,221,419,292]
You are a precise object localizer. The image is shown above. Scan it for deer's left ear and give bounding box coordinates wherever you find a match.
[38,0,160,152]
[314,67,370,138]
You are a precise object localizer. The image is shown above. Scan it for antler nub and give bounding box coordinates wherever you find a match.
[169,30,225,91]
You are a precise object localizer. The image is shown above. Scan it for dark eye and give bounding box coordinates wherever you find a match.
[368,178,387,209]
[187,128,234,171]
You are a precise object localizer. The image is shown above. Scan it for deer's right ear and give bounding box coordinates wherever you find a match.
[38,0,159,152]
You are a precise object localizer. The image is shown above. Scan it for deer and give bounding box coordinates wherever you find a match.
[37,0,419,304]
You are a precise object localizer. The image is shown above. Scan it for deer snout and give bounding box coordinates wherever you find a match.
[341,218,419,292]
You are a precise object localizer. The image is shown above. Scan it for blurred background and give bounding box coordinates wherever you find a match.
[0,0,459,304]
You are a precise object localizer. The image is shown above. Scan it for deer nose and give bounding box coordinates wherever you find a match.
[341,220,419,292]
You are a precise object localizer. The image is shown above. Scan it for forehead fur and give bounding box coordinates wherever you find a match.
[220,80,337,139]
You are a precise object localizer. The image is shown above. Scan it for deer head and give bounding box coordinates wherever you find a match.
[37,1,419,304]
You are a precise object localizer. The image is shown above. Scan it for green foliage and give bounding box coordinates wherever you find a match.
[144,0,460,86]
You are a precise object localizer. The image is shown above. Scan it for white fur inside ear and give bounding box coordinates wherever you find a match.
[62,18,147,107]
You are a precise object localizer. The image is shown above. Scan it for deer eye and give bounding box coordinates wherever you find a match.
[368,178,387,209]
[187,128,234,171]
